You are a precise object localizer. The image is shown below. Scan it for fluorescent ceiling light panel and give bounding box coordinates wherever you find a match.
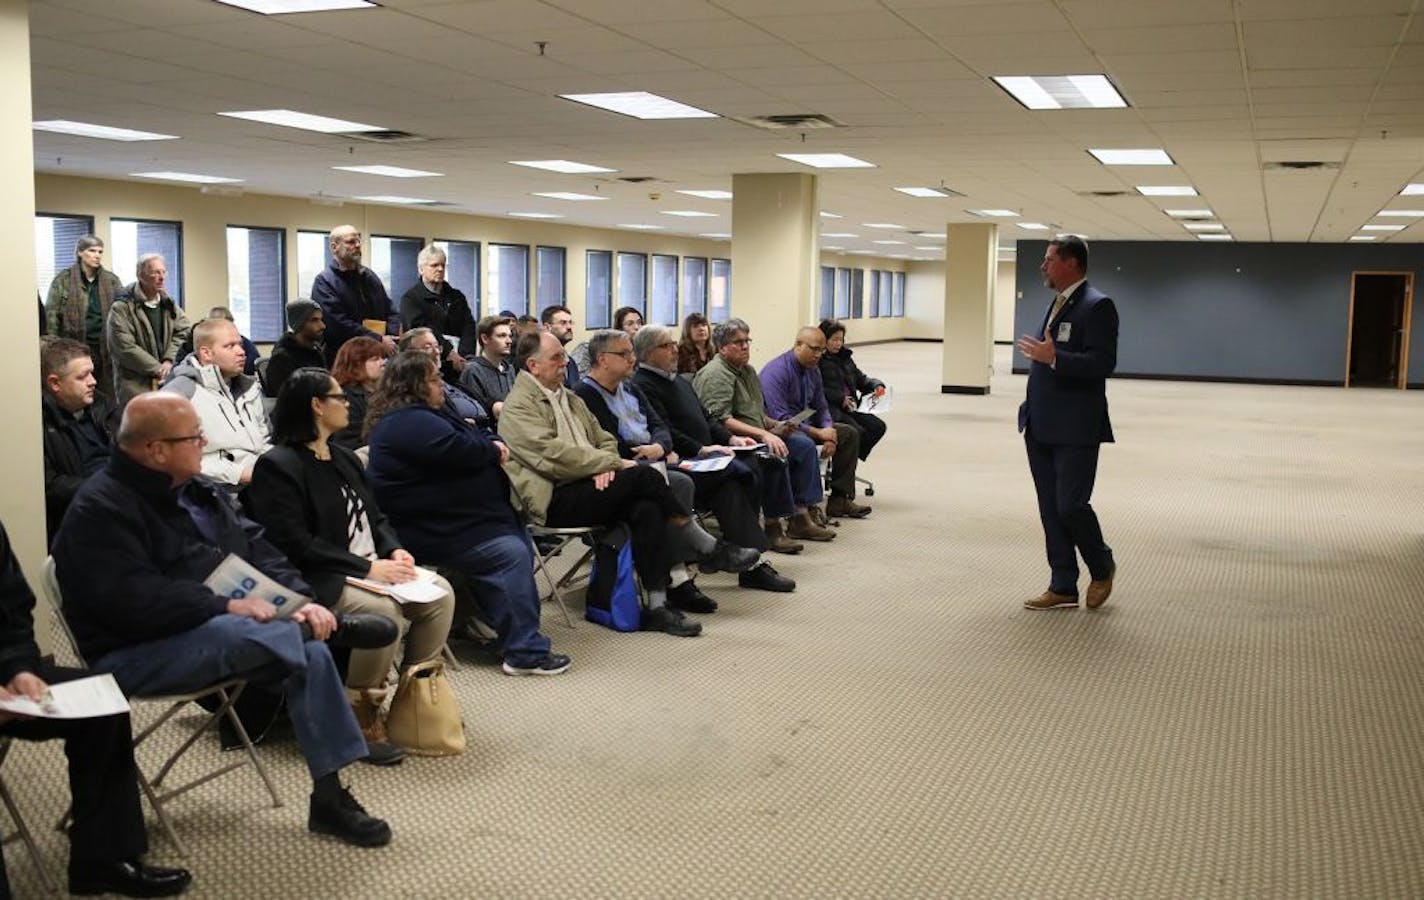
[532,192,606,201]
[1137,185,1197,197]
[1349,235,1376,241]
[824,246,845,251]
[913,246,942,251]
[510,159,617,174]
[215,0,374,12]
[1017,222,1050,230]
[660,210,718,218]
[1400,184,1424,195]
[699,233,732,239]
[969,209,1020,217]
[560,91,717,120]
[1166,209,1213,218]
[619,224,663,230]
[914,232,946,239]
[353,195,438,205]
[219,109,384,133]
[820,211,843,219]
[1089,148,1174,166]
[131,171,242,184]
[894,187,955,198]
[862,223,906,230]
[1197,234,1233,241]
[508,212,564,219]
[872,240,907,245]
[821,233,858,238]
[776,153,876,169]
[1361,224,1406,231]
[677,190,732,200]
[34,120,177,141]
[332,165,442,178]
[1183,222,1225,231]
[1375,210,1424,217]
[992,74,1127,110]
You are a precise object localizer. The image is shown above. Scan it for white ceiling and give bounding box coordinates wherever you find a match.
[27,0,1424,256]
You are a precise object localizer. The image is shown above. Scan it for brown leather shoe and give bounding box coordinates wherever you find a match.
[826,495,871,518]
[1024,591,1078,610]
[764,520,804,554]
[1086,563,1116,609]
[787,510,836,542]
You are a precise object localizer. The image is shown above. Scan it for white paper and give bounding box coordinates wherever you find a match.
[0,673,130,720]
[204,554,312,619]
[676,454,734,473]
[346,566,447,604]
[857,386,894,415]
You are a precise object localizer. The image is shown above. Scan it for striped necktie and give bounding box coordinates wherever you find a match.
[1044,294,1067,338]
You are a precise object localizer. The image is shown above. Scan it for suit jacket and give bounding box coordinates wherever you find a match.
[1017,281,1118,446]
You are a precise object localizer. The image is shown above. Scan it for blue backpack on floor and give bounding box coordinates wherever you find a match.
[585,524,640,632]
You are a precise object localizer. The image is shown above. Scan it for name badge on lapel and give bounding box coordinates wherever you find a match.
[1056,321,1072,342]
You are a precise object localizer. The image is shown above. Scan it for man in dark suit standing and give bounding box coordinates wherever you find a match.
[1015,235,1119,610]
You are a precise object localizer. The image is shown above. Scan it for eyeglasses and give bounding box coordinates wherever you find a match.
[728,338,751,347]
[153,431,205,446]
[322,393,350,404]
[601,349,636,360]
[656,341,677,349]
[800,343,827,355]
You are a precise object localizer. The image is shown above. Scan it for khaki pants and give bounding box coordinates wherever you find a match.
[333,576,456,690]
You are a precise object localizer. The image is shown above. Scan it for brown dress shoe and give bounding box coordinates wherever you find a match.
[1086,563,1116,609]
[764,520,804,554]
[826,496,871,518]
[787,510,836,542]
[1024,591,1078,610]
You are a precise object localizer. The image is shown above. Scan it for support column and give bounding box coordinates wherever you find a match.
[731,172,819,366]
[940,222,996,394]
[0,1,47,646]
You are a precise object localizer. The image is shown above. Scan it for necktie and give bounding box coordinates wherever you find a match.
[1044,294,1066,339]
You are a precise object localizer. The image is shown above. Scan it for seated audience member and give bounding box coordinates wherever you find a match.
[265,299,328,398]
[678,312,715,374]
[399,244,474,374]
[693,319,835,542]
[459,315,516,418]
[311,225,399,366]
[41,338,114,543]
[613,306,643,337]
[53,392,396,847]
[176,307,261,377]
[400,327,490,426]
[501,334,703,636]
[540,304,582,387]
[761,327,870,519]
[633,325,805,573]
[162,318,270,490]
[328,337,389,450]
[45,234,123,405]
[514,314,541,340]
[107,253,191,408]
[574,331,765,609]
[245,368,457,765]
[0,520,193,898]
[364,352,570,676]
[818,318,888,461]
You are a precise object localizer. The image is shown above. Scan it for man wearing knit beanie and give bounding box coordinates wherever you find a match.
[263,299,327,398]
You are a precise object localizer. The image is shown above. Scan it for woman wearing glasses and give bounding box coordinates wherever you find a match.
[244,367,456,766]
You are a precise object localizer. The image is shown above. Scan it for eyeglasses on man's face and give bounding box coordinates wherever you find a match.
[153,430,205,446]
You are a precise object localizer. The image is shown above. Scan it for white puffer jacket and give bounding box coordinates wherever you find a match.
[162,354,271,487]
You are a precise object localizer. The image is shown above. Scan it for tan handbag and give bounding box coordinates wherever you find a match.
[385,660,465,756]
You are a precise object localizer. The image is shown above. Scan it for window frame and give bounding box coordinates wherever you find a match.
[681,256,708,321]
[709,258,731,321]
[487,242,532,317]
[109,216,185,302]
[432,238,481,320]
[585,249,613,329]
[535,245,567,315]
[34,212,96,300]
[615,251,648,316]
[649,253,679,326]
[224,224,288,342]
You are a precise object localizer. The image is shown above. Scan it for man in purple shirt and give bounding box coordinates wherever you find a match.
[760,327,870,519]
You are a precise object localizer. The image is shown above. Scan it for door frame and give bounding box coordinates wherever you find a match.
[1345,270,1414,389]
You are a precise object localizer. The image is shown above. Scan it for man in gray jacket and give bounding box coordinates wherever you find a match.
[162,318,270,490]
[106,253,190,407]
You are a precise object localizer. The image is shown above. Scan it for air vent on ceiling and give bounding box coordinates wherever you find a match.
[335,130,425,143]
[1078,190,1133,198]
[617,176,662,184]
[1264,161,1340,171]
[733,113,846,131]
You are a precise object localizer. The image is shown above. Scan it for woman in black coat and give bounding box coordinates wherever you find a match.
[245,367,455,765]
[817,318,888,461]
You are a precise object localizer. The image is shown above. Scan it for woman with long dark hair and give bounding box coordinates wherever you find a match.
[817,318,888,460]
[245,367,457,765]
[677,312,714,374]
[364,352,570,677]
[329,336,391,449]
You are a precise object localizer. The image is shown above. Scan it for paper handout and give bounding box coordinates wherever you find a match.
[205,554,312,619]
[0,673,130,720]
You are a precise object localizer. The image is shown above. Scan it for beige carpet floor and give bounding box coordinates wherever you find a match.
[5,342,1424,899]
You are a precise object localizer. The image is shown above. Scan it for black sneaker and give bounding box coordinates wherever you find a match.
[667,580,718,613]
[69,859,192,897]
[308,785,392,847]
[501,653,573,677]
[738,561,796,593]
[696,540,760,574]
[640,606,702,637]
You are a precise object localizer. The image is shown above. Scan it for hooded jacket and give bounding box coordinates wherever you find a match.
[162,354,271,487]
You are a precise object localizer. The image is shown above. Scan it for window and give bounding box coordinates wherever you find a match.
[878,270,894,317]
[433,239,480,319]
[892,271,906,317]
[835,268,852,318]
[681,257,707,321]
[650,254,679,325]
[868,269,881,319]
[225,226,286,342]
[536,246,566,314]
[616,252,647,315]
[296,230,334,298]
[488,243,530,316]
[586,250,612,328]
[370,234,421,300]
[34,213,95,298]
[819,266,835,320]
[111,218,183,302]
[851,269,865,318]
[709,258,731,321]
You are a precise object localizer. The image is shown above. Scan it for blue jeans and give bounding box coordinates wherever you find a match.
[92,615,367,781]
[785,430,824,507]
[441,531,552,668]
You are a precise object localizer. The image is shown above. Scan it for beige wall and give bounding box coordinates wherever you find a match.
[994,259,1017,344]
[903,260,946,339]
